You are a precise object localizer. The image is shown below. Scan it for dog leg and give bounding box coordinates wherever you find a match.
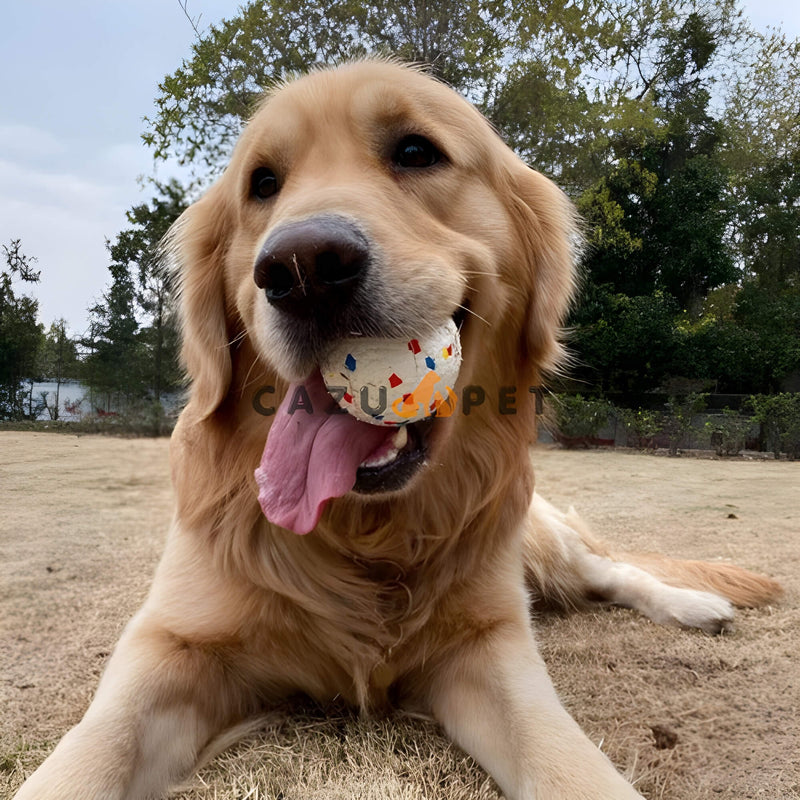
[524,493,781,633]
[13,610,250,800]
[427,614,643,800]
[561,547,737,634]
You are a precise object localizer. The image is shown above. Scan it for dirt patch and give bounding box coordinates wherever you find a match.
[1,434,797,799]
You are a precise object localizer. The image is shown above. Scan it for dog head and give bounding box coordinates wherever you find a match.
[170,60,578,532]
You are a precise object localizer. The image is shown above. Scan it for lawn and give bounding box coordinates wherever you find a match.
[1,432,797,799]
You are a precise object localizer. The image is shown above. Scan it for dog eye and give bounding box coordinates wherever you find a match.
[392,135,442,169]
[250,167,278,200]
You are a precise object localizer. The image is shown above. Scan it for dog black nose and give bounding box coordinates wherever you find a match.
[254,216,369,317]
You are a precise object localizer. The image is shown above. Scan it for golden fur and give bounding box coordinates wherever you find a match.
[15,61,781,800]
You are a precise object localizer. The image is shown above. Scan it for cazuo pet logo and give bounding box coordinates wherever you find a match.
[252,383,540,417]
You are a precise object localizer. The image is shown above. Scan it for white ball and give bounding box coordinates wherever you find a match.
[321,319,462,425]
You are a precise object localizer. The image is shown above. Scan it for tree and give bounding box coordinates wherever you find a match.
[106,179,188,407]
[143,0,760,206]
[577,7,738,307]
[0,239,44,420]
[144,0,372,173]
[140,0,796,399]
[79,180,189,426]
[81,260,144,410]
[37,319,80,420]
[722,29,800,278]
[143,0,641,184]
[569,288,680,392]
[739,147,800,289]
[732,283,800,391]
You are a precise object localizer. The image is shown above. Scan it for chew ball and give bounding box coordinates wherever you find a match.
[321,319,462,425]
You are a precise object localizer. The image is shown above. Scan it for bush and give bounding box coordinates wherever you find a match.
[621,408,663,449]
[749,393,800,459]
[547,394,613,442]
[662,393,708,455]
[703,408,753,457]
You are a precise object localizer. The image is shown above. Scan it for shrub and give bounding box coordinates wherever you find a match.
[547,394,613,441]
[749,393,800,459]
[703,408,753,457]
[621,408,663,449]
[662,393,708,455]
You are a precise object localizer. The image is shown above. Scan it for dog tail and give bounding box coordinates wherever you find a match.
[616,552,783,608]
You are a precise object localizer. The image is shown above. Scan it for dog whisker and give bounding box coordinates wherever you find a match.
[456,303,491,328]
[240,357,270,394]
[292,253,307,295]
[225,329,249,349]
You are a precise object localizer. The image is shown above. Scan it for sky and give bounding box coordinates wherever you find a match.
[0,0,241,335]
[1,1,799,337]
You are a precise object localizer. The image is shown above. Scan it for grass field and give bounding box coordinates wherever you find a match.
[1,432,797,799]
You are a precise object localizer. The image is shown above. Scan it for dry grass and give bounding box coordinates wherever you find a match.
[1,433,797,799]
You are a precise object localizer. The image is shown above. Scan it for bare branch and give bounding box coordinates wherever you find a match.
[2,238,41,282]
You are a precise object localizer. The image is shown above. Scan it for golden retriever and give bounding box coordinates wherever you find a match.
[15,60,781,800]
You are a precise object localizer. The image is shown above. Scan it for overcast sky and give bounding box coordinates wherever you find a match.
[1,1,798,337]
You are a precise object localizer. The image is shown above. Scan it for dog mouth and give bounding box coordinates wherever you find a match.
[254,303,468,534]
[353,418,434,494]
[254,374,442,534]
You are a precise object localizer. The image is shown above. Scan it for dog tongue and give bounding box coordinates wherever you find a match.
[255,371,393,535]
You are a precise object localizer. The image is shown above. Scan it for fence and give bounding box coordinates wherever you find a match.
[538,392,800,459]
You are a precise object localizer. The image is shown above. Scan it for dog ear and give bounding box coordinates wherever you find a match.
[503,158,580,379]
[167,182,234,419]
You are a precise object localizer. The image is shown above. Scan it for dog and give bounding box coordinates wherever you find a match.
[14,60,781,800]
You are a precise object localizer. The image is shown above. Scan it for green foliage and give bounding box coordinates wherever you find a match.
[569,288,679,392]
[547,393,613,440]
[124,0,796,406]
[144,0,570,173]
[621,408,663,448]
[578,133,736,312]
[576,160,656,264]
[38,320,79,380]
[732,284,800,391]
[740,147,800,288]
[749,393,800,459]
[563,6,768,394]
[673,318,759,392]
[703,408,753,456]
[108,179,188,403]
[724,30,800,273]
[145,0,754,188]
[570,278,800,396]
[36,319,80,421]
[663,284,800,395]
[662,392,707,455]
[81,259,143,404]
[144,0,382,171]
[82,181,188,418]
[0,240,44,420]
[649,155,736,309]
